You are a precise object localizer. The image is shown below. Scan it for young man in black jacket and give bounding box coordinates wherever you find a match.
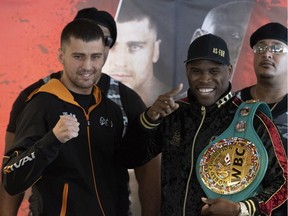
[1,7,160,216]
[3,18,127,215]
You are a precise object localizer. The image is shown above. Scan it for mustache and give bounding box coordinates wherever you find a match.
[259,59,275,67]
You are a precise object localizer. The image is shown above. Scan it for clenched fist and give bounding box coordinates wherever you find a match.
[53,115,80,143]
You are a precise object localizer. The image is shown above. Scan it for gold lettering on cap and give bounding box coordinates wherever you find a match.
[213,48,225,57]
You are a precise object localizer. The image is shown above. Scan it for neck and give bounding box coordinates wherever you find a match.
[253,84,287,104]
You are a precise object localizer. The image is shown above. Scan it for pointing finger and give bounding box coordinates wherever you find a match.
[166,83,183,98]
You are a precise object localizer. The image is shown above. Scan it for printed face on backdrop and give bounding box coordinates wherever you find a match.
[253,39,288,81]
[186,60,232,106]
[58,37,105,94]
[102,18,161,92]
[192,1,253,70]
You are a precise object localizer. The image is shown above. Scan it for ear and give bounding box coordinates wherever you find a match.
[152,39,162,63]
[185,63,190,76]
[58,48,64,65]
[228,64,233,81]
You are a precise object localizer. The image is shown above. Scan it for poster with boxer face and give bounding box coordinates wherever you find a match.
[0,1,286,214]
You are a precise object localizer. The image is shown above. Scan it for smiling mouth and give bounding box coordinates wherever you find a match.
[198,88,214,95]
[79,70,94,76]
[82,73,92,77]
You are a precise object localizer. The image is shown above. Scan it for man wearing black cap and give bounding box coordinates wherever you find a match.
[119,33,287,215]
[191,1,253,73]
[237,22,287,215]
[0,7,160,216]
[238,22,287,151]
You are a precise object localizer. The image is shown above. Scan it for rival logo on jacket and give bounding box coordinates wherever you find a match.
[3,151,36,174]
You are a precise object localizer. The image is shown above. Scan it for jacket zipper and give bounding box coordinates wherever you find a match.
[60,183,68,216]
[182,106,206,215]
[86,113,106,216]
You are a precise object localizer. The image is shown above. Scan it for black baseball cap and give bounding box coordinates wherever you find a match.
[74,7,117,48]
[250,22,287,48]
[184,34,230,65]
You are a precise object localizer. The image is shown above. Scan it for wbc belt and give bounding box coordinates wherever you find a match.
[196,101,271,202]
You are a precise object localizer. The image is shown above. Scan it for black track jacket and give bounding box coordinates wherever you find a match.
[3,79,125,216]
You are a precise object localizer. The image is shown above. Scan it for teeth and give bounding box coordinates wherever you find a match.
[199,88,213,93]
[80,72,92,77]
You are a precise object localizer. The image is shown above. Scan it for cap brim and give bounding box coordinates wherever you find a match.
[184,57,228,65]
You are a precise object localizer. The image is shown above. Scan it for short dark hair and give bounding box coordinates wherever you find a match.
[117,0,158,34]
[60,19,104,48]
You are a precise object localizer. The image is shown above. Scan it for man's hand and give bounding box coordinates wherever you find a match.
[147,83,183,120]
[201,197,240,216]
[53,115,80,143]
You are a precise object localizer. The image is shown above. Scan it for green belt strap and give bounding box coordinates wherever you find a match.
[196,101,271,202]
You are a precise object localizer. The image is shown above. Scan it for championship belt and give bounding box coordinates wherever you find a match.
[196,101,271,202]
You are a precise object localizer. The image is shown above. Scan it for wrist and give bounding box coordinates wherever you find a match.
[140,112,161,129]
[238,202,249,216]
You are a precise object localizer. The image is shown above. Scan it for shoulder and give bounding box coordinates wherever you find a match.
[108,76,146,109]
[27,91,57,105]
[97,73,111,94]
[272,94,287,117]
[236,86,253,101]
[11,78,47,114]
[117,81,147,111]
[118,81,140,98]
[20,79,45,98]
[19,72,61,99]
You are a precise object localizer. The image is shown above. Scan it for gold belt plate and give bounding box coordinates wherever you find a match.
[199,137,260,194]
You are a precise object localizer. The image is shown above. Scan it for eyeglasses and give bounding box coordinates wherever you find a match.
[104,36,114,47]
[253,44,287,54]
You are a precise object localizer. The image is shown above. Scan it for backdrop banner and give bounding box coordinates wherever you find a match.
[0,0,286,215]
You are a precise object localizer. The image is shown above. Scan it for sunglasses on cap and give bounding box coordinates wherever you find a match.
[253,43,287,54]
[104,36,114,47]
